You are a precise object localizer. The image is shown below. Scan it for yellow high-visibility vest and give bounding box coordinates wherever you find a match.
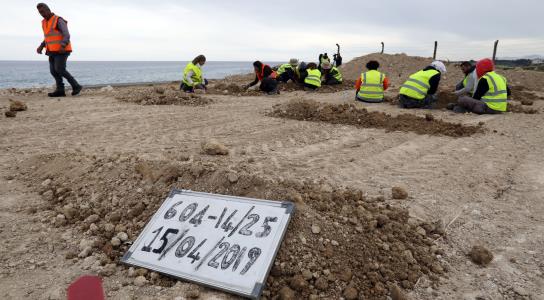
[399,69,439,100]
[357,70,385,101]
[182,62,203,87]
[479,71,508,112]
[305,69,322,87]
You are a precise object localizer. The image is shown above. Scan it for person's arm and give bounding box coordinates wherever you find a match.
[185,70,194,85]
[472,80,489,100]
[262,65,273,78]
[56,18,70,47]
[247,75,259,88]
[454,71,476,95]
[427,73,441,95]
[355,77,362,91]
[383,76,389,90]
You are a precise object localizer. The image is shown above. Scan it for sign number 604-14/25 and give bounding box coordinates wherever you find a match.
[122,189,295,300]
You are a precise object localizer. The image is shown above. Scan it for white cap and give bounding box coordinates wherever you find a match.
[430,61,447,74]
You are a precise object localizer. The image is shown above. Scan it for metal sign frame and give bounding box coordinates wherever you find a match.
[122,189,295,299]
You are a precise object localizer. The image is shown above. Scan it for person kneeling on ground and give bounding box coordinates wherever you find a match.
[276,58,299,83]
[454,61,477,96]
[450,58,510,114]
[304,63,322,90]
[180,55,208,93]
[321,62,343,85]
[296,62,308,84]
[245,61,279,95]
[398,61,446,109]
[355,60,389,103]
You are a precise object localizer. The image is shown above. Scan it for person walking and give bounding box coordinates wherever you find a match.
[36,3,82,97]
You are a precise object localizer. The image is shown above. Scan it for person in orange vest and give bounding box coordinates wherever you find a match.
[244,61,279,95]
[36,3,82,97]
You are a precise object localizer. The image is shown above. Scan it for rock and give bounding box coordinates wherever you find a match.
[343,286,359,300]
[154,86,166,94]
[9,100,28,111]
[41,179,52,187]
[331,240,339,246]
[289,275,307,291]
[521,99,534,106]
[314,277,328,290]
[391,284,408,300]
[227,172,239,183]
[376,214,389,227]
[111,237,121,247]
[5,111,16,118]
[278,286,296,300]
[392,186,408,199]
[133,275,148,287]
[311,225,321,234]
[100,85,114,92]
[78,246,93,258]
[79,239,95,251]
[424,113,434,121]
[469,245,493,266]
[117,232,129,242]
[201,140,229,155]
[99,263,117,277]
[85,214,100,224]
[104,223,115,233]
[54,214,67,226]
[339,268,353,282]
[185,289,200,299]
[301,269,313,280]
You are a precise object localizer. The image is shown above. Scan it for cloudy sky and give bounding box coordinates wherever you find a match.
[1,0,543,62]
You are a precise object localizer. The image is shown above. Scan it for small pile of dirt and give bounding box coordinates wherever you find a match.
[201,140,229,155]
[469,245,493,266]
[5,110,17,118]
[278,80,355,94]
[507,103,539,114]
[207,82,261,96]
[115,86,213,106]
[269,99,482,137]
[16,152,447,299]
[510,85,544,102]
[9,99,28,111]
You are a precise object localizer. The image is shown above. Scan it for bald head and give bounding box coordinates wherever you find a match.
[37,3,53,19]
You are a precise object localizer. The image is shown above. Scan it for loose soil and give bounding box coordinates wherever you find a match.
[269,99,482,137]
[115,86,213,106]
[15,153,445,299]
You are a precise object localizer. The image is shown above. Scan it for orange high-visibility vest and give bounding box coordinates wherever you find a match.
[42,15,72,53]
[256,64,277,81]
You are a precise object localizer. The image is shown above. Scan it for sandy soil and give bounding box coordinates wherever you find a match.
[1,54,544,300]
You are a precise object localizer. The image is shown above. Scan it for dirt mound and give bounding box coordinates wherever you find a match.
[278,80,355,94]
[115,86,213,106]
[17,152,447,299]
[510,85,544,101]
[269,99,482,137]
[9,99,28,111]
[207,82,262,96]
[507,103,539,114]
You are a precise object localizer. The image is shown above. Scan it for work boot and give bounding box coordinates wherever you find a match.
[48,90,66,97]
[71,85,82,96]
[446,103,456,110]
[452,105,467,113]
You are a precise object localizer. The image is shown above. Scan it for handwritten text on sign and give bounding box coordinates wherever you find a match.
[122,189,294,299]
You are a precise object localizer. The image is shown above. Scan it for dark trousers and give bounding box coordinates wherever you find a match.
[180,79,208,92]
[398,94,436,109]
[303,83,319,90]
[260,78,278,93]
[49,54,80,91]
[277,69,296,83]
[323,77,341,85]
[458,96,502,114]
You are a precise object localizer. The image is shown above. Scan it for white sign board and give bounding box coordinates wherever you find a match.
[122,189,295,299]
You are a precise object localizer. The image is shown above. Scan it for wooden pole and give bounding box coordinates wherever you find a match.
[381,42,384,54]
[433,41,438,60]
[492,40,499,62]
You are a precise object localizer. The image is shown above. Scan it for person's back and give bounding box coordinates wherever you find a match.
[355,60,389,103]
[304,63,321,90]
[398,61,446,109]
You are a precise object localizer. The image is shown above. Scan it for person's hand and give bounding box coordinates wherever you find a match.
[37,45,44,54]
